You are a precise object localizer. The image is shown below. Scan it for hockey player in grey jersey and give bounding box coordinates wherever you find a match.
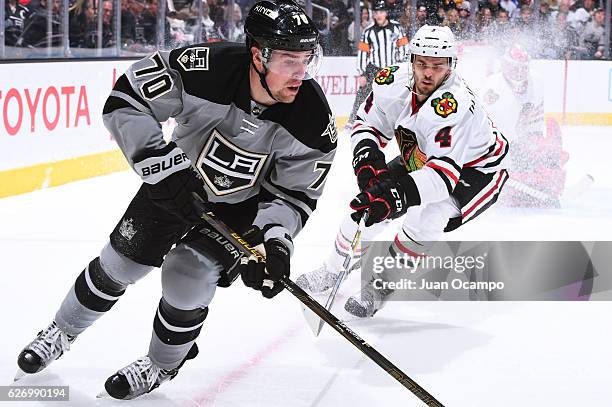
[16,0,336,399]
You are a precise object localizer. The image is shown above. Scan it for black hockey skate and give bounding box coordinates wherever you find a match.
[16,321,76,379]
[103,344,198,400]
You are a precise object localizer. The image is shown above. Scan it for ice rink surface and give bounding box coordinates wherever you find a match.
[1,127,611,406]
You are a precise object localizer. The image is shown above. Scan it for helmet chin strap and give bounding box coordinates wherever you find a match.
[251,50,278,103]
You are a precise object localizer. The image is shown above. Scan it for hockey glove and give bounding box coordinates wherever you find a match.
[352,139,391,191]
[239,226,291,299]
[350,176,421,227]
[134,142,208,224]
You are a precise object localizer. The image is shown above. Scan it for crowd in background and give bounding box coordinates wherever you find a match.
[320,0,610,60]
[2,0,610,60]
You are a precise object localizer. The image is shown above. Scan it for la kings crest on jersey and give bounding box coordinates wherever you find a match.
[197,130,268,195]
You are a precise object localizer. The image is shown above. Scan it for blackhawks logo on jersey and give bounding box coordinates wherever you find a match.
[431,92,458,118]
[394,126,427,172]
[374,66,400,85]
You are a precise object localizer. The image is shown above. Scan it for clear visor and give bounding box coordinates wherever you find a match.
[262,45,323,81]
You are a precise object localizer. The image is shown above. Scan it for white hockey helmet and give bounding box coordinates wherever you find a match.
[409,25,457,68]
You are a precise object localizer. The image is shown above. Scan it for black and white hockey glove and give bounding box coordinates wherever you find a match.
[239,226,291,299]
[352,139,391,191]
[350,176,421,227]
[133,141,208,224]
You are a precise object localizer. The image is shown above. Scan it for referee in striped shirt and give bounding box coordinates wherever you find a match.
[347,0,408,128]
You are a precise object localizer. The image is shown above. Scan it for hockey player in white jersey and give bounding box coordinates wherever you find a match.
[297,25,509,318]
[16,0,337,399]
[482,44,568,207]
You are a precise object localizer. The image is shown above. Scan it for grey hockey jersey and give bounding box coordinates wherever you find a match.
[103,42,337,246]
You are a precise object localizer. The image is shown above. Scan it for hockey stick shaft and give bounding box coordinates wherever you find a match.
[199,210,445,406]
[313,210,369,335]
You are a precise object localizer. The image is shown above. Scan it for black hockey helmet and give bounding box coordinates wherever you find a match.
[372,0,388,11]
[245,0,319,52]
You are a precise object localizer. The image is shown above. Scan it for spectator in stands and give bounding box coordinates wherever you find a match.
[100,0,115,46]
[221,2,245,42]
[385,0,403,21]
[415,3,428,29]
[207,0,226,26]
[457,1,473,37]
[190,0,221,41]
[551,0,571,20]
[535,1,553,24]
[487,0,502,18]
[499,0,518,20]
[398,0,415,36]
[436,4,447,25]
[476,5,494,39]
[568,0,595,34]
[121,0,157,48]
[68,0,93,47]
[547,10,579,58]
[515,5,535,31]
[576,7,606,59]
[443,7,464,36]
[348,5,372,51]
[18,0,61,47]
[5,0,32,46]
[319,0,351,56]
[440,0,457,11]
[422,0,441,23]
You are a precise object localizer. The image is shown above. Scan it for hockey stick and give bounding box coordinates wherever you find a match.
[506,174,594,206]
[301,210,369,337]
[198,209,445,406]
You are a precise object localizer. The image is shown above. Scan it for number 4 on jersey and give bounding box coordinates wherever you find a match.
[434,126,452,148]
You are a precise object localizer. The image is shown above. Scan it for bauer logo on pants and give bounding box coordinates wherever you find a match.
[197,130,268,196]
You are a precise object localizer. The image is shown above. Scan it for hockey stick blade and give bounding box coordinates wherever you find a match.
[198,211,444,405]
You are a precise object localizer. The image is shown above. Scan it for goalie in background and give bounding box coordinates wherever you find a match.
[481,44,569,208]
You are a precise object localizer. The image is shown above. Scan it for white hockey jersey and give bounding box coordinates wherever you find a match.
[351,63,508,205]
[481,72,545,142]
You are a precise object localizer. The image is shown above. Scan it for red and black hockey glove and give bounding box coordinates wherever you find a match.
[350,176,421,227]
[352,139,391,191]
[134,141,209,224]
[239,226,291,299]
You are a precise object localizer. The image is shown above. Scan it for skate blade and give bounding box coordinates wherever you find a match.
[13,369,26,382]
[96,390,111,399]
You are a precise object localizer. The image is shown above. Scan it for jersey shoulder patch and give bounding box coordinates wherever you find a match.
[430,91,459,118]
[426,77,471,122]
[373,62,410,88]
[169,42,250,108]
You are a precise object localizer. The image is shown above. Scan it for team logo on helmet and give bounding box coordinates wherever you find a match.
[431,92,458,118]
[374,66,399,85]
[394,126,426,172]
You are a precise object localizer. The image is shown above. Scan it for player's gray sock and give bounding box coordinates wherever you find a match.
[55,243,153,336]
[148,298,207,370]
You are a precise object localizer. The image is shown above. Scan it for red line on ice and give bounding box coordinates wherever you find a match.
[191,324,301,406]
